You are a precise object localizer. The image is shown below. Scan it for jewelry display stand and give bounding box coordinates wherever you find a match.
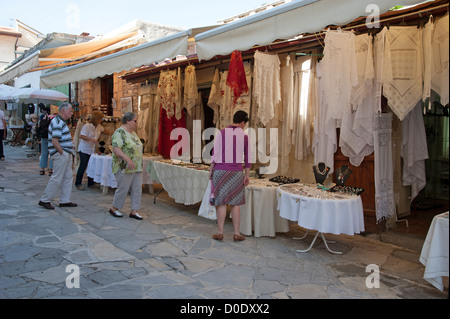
[335,165,352,185]
[313,162,330,185]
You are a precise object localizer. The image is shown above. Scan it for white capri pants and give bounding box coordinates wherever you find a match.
[112,170,143,211]
[40,151,73,204]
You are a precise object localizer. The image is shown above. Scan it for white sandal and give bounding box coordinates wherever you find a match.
[109,209,123,218]
[129,212,143,220]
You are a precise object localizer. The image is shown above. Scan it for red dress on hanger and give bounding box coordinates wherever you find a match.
[158,106,188,159]
[226,50,248,106]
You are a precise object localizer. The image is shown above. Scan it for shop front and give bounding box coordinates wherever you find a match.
[118,1,448,235]
[35,0,449,238]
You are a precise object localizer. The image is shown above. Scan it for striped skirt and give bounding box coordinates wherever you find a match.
[211,170,245,206]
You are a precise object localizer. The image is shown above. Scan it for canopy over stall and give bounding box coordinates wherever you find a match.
[40,30,192,88]
[195,0,428,61]
[0,51,40,84]
[37,32,139,70]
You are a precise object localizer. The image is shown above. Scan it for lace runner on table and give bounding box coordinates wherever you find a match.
[279,183,357,200]
[153,160,210,205]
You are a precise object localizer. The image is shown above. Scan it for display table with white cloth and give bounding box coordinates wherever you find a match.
[198,178,290,238]
[86,154,162,194]
[241,179,290,237]
[277,183,365,254]
[152,160,210,205]
[420,212,449,291]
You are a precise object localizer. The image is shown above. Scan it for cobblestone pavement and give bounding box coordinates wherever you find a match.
[0,144,447,303]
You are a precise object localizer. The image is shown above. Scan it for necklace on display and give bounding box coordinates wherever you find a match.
[338,166,349,182]
[313,163,329,185]
[314,164,328,176]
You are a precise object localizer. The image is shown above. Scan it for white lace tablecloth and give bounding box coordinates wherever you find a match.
[153,160,210,205]
[277,183,365,235]
[86,154,162,188]
[420,212,449,291]
[198,178,290,238]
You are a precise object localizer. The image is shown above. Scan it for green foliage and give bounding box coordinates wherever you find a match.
[389,5,405,11]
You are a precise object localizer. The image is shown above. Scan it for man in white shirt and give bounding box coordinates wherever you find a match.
[75,111,105,190]
[0,109,7,161]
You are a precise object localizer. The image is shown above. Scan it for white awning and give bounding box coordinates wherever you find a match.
[195,0,427,61]
[0,51,40,84]
[40,30,191,88]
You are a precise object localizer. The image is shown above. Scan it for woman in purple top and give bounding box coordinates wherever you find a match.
[209,111,251,242]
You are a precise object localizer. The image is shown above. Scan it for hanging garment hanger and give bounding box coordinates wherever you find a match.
[398,16,408,26]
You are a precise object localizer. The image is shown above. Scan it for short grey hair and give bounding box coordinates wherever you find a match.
[122,112,136,124]
[59,102,72,112]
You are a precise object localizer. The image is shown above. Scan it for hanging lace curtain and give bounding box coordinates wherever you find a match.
[208,63,252,130]
[314,30,358,173]
[219,70,234,129]
[321,30,358,123]
[312,60,337,174]
[401,102,429,202]
[232,61,253,117]
[431,14,449,105]
[156,67,182,120]
[253,51,281,126]
[423,14,449,105]
[291,55,314,161]
[382,26,423,121]
[184,65,198,116]
[373,112,396,223]
[207,68,221,126]
[339,34,375,166]
[279,55,294,174]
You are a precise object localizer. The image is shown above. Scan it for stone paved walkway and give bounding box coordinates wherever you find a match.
[0,144,447,303]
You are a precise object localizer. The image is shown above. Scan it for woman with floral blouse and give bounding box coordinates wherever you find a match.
[109,112,144,220]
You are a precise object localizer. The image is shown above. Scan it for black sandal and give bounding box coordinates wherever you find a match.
[48,170,53,176]
[40,169,45,175]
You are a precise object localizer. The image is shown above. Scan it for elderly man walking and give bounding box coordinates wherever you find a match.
[38,102,77,210]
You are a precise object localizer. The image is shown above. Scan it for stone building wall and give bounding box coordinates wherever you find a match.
[113,71,140,118]
[77,79,95,117]
[76,72,141,119]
